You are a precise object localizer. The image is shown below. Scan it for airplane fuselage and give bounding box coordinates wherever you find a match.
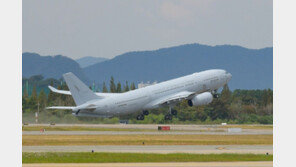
[74,69,232,117]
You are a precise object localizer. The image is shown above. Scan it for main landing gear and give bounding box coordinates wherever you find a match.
[136,110,149,120]
[136,114,144,120]
[164,107,178,121]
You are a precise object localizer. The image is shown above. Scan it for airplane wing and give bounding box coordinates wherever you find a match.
[48,85,119,98]
[151,91,196,107]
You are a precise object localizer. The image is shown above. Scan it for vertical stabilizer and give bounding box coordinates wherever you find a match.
[63,72,99,105]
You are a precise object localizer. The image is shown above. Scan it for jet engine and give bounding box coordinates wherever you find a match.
[188,92,213,107]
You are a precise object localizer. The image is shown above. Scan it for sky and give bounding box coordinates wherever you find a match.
[23,0,273,59]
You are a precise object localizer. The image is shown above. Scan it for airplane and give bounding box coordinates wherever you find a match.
[47,69,232,120]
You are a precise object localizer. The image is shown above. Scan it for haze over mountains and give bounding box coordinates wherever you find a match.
[22,52,88,83]
[75,56,109,68]
[22,43,273,90]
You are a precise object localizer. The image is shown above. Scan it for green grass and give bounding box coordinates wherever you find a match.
[23,134,273,146]
[22,152,273,163]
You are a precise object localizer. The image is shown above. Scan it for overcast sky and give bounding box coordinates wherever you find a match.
[23,0,272,59]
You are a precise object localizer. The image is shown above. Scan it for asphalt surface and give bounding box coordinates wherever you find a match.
[22,130,272,135]
[22,161,273,167]
[24,123,273,131]
[23,124,273,135]
[22,145,273,154]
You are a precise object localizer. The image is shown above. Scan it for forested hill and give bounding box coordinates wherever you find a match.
[83,44,273,90]
[22,52,88,83]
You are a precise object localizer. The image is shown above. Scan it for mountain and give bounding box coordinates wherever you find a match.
[83,44,273,90]
[22,52,89,83]
[75,56,109,68]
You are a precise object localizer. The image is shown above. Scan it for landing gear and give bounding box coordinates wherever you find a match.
[171,109,177,116]
[213,94,219,98]
[212,89,219,98]
[164,107,177,120]
[143,110,149,115]
[164,114,172,120]
[136,110,149,120]
[136,114,144,120]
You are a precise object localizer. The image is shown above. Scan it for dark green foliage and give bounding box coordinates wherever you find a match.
[116,82,122,93]
[31,85,37,100]
[38,89,47,109]
[130,82,136,90]
[102,82,108,92]
[109,76,116,93]
[124,81,129,92]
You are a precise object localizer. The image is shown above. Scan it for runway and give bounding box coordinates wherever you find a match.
[22,130,272,135]
[22,145,272,154]
[25,123,273,131]
[22,129,273,135]
[22,161,273,167]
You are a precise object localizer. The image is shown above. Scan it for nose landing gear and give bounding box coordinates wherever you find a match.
[212,89,219,98]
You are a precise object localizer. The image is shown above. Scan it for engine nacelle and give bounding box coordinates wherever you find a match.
[188,92,213,107]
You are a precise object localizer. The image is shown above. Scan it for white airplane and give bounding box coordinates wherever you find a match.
[47,69,232,120]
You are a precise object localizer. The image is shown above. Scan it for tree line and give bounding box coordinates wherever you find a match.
[22,75,273,124]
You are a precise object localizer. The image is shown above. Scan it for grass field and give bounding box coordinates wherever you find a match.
[22,152,272,163]
[23,134,272,146]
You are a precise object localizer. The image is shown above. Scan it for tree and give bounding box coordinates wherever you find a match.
[23,86,28,98]
[48,81,56,104]
[31,85,37,100]
[109,76,116,93]
[206,85,231,120]
[116,82,122,93]
[124,81,129,92]
[29,75,44,83]
[102,82,108,92]
[130,82,136,90]
[38,89,47,109]
[221,84,231,104]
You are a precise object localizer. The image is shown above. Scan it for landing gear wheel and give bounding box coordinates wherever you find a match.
[164,114,172,120]
[171,109,177,116]
[137,114,145,120]
[143,110,149,115]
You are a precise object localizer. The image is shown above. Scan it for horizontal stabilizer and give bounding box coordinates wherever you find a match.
[46,106,75,110]
[48,85,119,98]
[48,85,71,95]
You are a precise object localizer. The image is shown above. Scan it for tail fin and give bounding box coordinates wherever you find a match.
[63,72,100,105]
